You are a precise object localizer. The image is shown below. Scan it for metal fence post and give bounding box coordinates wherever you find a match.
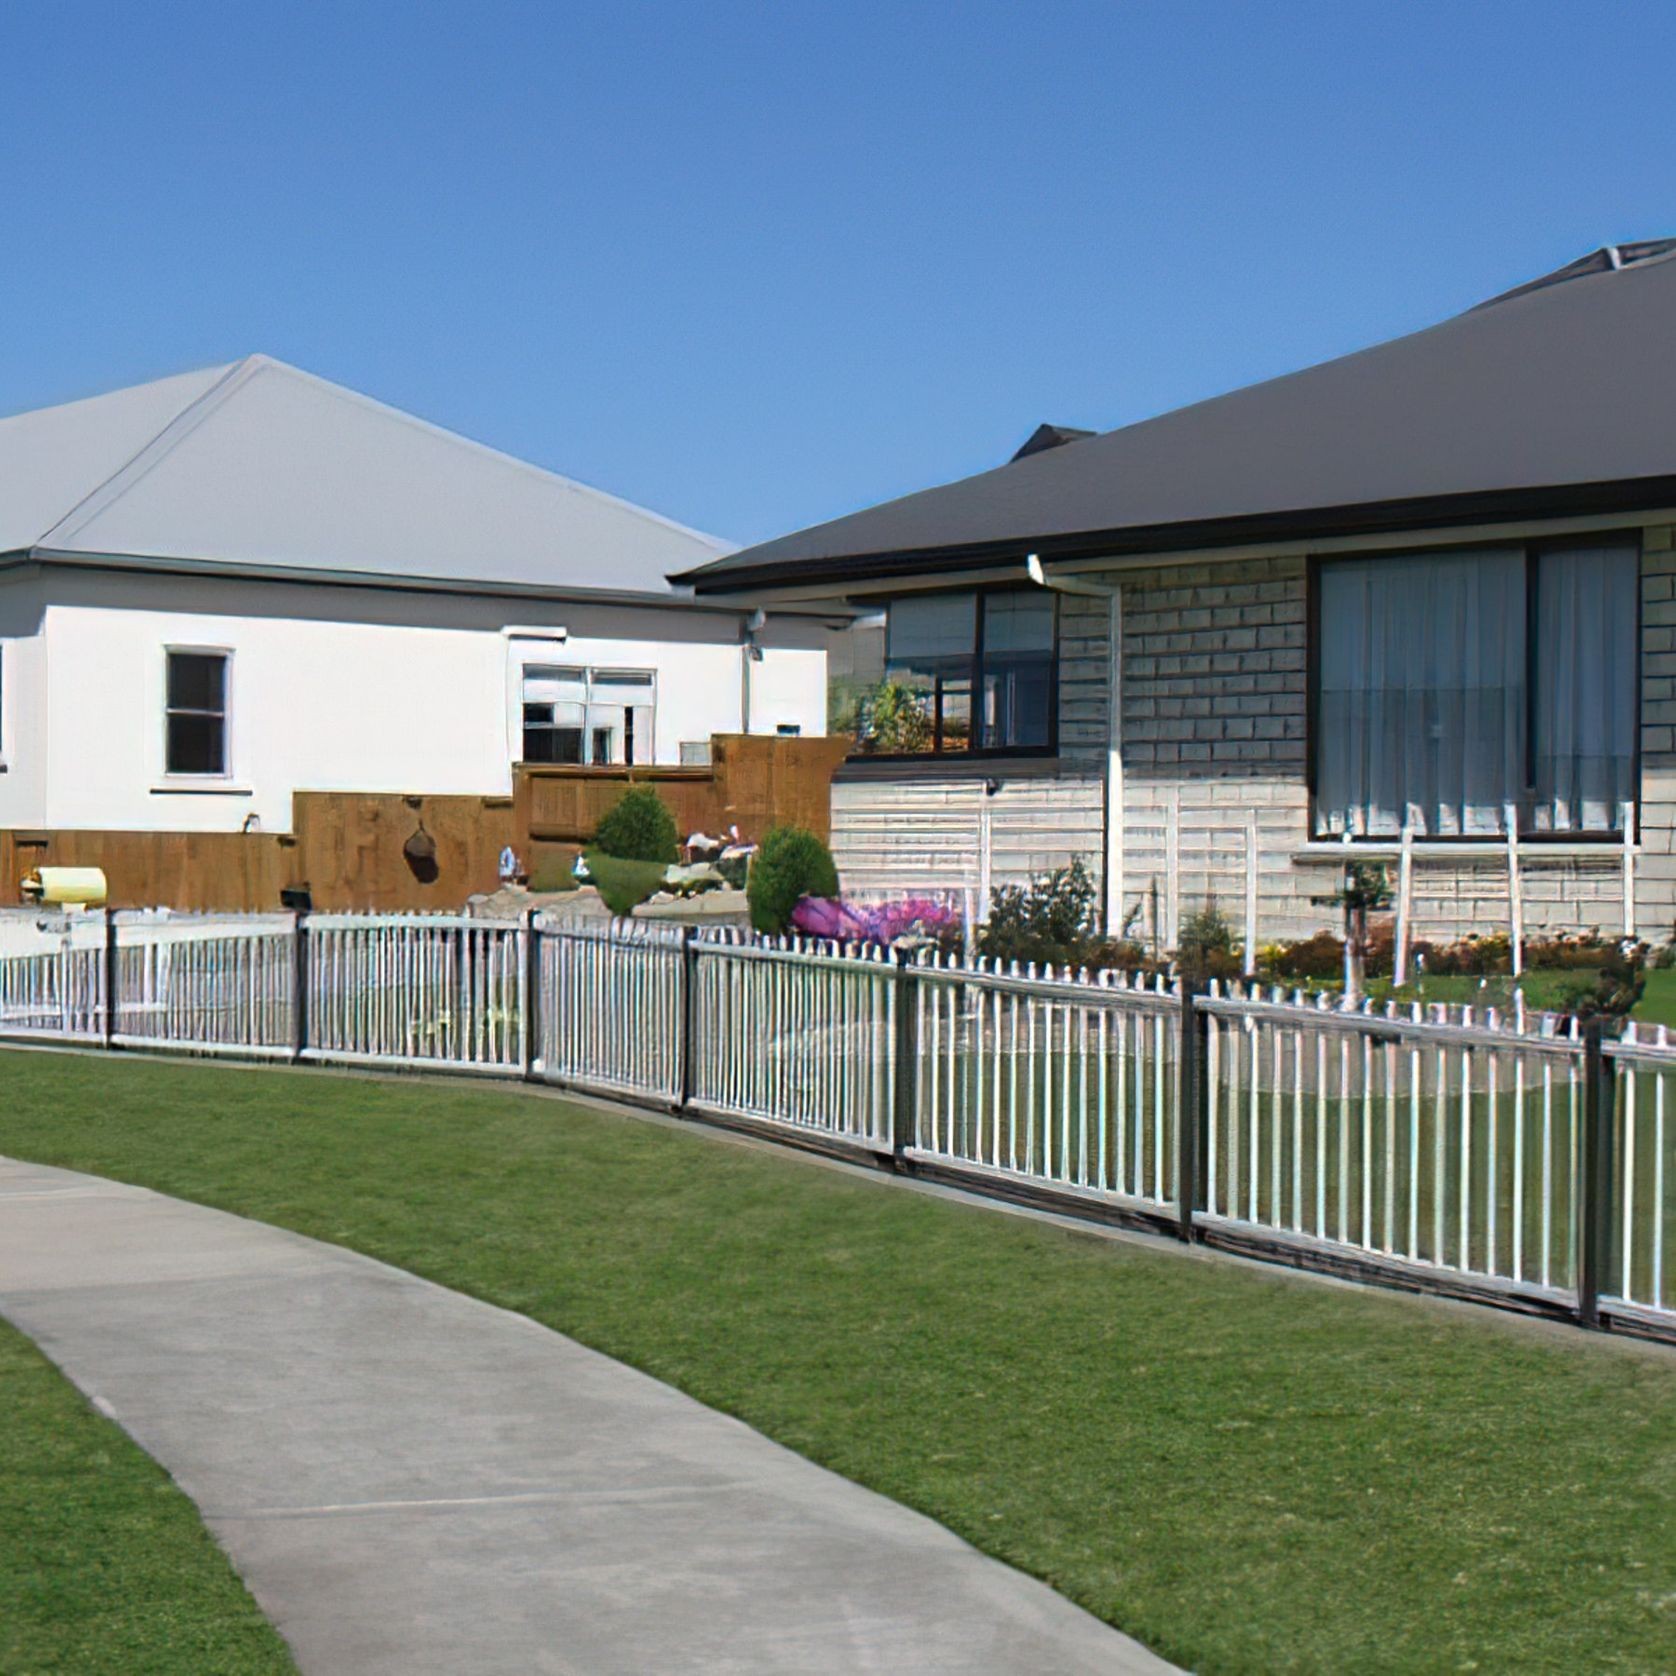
[521,908,541,1082]
[1578,1019,1615,1329]
[291,909,310,1064]
[1176,977,1210,1242]
[891,949,919,1159]
[103,907,118,1050]
[678,926,699,1110]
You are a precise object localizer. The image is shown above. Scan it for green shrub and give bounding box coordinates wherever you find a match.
[594,786,678,863]
[979,857,1102,969]
[1263,930,1344,981]
[583,849,671,917]
[748,827,839,933]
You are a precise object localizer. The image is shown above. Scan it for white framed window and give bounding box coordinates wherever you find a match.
[521,665,655,765]
[165,648,231,777]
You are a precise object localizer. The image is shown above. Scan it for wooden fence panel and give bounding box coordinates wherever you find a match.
[709,733,850,842]
[291,793,518,911]
[516,766,718,846]
[0,829,295,913]
[516,733,848,847]
[0,735,848,913]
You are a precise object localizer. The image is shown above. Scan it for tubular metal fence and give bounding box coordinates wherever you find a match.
[0,908,1669,1343]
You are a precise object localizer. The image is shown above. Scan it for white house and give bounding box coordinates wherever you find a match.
[0,356,832,835]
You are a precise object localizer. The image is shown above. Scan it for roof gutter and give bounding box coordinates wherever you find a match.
[678,473,1676,595]
[15,547,853,625]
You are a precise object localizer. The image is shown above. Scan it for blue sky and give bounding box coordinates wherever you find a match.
[2,2,1673,547]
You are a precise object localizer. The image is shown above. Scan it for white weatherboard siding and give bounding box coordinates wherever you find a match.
[830,773,1103,903]
[0,569,827,834]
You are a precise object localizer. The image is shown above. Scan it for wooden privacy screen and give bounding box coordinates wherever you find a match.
[515,734,849,849]
[0,734,850,913]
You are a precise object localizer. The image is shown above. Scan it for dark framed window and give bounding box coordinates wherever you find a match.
[866,587,1057,756]
[1312,541,1638,838]
[165,650,228,776]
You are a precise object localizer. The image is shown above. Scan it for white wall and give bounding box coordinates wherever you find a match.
[9,568,829,832]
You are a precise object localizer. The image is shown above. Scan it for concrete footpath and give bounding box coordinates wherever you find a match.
[0,1157,1174,1675]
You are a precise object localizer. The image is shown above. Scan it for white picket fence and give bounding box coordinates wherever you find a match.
[0,907,1669,1340]
[1199,989,1584,1301]
[688,931,896,1147]
[1603,1023,1676,1325]
[908,958,1182,1214]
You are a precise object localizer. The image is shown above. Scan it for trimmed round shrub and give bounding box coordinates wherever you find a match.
[747,826,839,933]
[594,786,678,864]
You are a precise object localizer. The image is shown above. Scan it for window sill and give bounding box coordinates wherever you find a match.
[1294,838,1631,862]
[836,753,1068,783]
[149,782,253,797]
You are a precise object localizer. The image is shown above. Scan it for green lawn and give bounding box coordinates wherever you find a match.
[1635,968,1676,1029]
[0,1315,295,1675]
[0,1049,1672,1675]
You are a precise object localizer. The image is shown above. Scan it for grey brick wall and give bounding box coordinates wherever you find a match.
[1065,540,1666,947]
[835,529,1672,947]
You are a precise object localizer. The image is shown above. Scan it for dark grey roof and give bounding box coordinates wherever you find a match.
[1010,423,1096,462]
[679,243,1676,591]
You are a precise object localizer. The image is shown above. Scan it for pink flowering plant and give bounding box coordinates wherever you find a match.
[790,894,961,947]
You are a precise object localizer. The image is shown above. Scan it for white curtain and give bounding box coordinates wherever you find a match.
[1531,545,1638,832]
[1317,551,1525,837]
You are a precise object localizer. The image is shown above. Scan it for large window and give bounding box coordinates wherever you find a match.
[521,665,655,765]
[872,588,1056,755]
[1314,543,1638,837]
[165,650,229,776]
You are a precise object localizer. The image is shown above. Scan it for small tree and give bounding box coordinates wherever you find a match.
[1310,861,1392,999]
[748,827,840,933]
[978,858,1102,968]
[1177,898,1239,978]
[594,786,679,864]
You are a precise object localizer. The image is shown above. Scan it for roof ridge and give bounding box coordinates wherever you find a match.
[243,356,733,560]
[34,357,261,551]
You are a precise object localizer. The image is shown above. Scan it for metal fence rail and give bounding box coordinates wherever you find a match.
[536,917,684,1102]
[688,931,896,1149]
[908,957,1183,1217]
[0,906,1670,1343]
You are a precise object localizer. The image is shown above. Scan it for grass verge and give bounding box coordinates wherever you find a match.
[0,1048,1671,1674]
[0,1314,296,1675]
[1635,968,1676,1028]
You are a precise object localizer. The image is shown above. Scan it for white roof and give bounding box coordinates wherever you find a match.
[0,356,730,598]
